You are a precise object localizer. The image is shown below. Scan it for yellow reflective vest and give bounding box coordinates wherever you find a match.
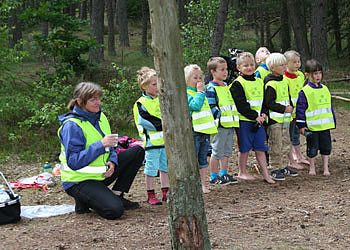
[58,112,111,182]
[213,85,239,128]
[303,84,335,131]
[265,79,292,124]
[133,96,164,148]
[187,89,218,135]
[235,76,264,122]
[255,65,270,80]
[285,70,304,118]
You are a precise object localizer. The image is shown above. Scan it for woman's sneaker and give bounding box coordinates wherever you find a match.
[271,169,285,181]
[281,167,298,176]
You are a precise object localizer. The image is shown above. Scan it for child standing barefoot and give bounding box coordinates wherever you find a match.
[296,59,336,176]
[133,67,169,204]
[185,64,218,193]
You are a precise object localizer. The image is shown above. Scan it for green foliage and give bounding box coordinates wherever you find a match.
[102,63,141,128]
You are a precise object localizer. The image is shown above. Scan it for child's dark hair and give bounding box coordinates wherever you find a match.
[304,59,323,86]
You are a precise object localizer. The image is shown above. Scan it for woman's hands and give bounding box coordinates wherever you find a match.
[104,161,115,178]
[101,134,119,148]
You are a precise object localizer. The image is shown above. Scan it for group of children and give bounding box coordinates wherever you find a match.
[133,47,336,204]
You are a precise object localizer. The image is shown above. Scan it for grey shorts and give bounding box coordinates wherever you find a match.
[211,127,234,160]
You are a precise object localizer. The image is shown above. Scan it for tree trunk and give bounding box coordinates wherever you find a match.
[116,0,130,47]
[177,0,189,25]
[41,21,48,38]
[106,0,116,56]
[286,0,310,64]
[141,0,148,56]
[148,0,211,249]
[8,3,22,50]
[330,0,341,58]
[79,1,88,20]
[311,0,329,70]
[279,0,291,52]
[88,0,105,63]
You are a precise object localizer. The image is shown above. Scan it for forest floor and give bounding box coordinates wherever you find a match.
[1,108,350,250]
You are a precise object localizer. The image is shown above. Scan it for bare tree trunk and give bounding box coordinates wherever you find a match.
[88,0,105,63]
[330,0,342,58]
[148,0,211,249]
[280,0,291,52]
[41,21,48,38]
[141,0,148,56]
[8,2,22,50]
[106,0,116,56]
[177,0,189,25]
[116,0,130,47]
[287,0,310,64]
[311,0,329,70]
[79,1,88,20]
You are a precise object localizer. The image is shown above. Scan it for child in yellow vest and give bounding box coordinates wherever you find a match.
[133,67,169,205]
[296,59,335,176]
[255,47,271,80]
[264,53,298,181]
[230,52,275,184]
[185,64,218,193]
[284,50,310,169]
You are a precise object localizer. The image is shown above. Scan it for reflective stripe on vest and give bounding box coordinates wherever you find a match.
[285,71,304,118]
[303,84,335,131]
[187,89,218,135]
[57,112,111,182]
[133,96,164,146]
[213,85,239,128]
[234,76,264,122]
[265,79,292,123]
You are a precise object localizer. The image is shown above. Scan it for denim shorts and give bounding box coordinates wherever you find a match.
[144,148,168,176]
[193,133,210,169]
[211,127,234,160]
[289,120,301,146]
[238,120,268,153]
[306,130,332,158]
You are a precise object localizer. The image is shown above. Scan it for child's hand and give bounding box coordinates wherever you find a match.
[196,81,204,92]
[285,105,293,113]
[256,116,265,125]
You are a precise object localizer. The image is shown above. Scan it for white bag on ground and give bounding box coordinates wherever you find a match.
[20,204,75,219]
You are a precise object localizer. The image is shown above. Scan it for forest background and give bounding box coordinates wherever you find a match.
[0,0,349,164]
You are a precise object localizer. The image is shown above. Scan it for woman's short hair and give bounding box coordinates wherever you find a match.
[266,53,287,68]
[68,82,102,110]
[184,64,202,83]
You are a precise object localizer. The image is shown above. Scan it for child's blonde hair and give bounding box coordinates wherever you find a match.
[284,50,301,62]
[184,64,202,83]
[137,66,157,90]
[236,52,255,66]
[207,57,226,72]
[255,47,270,64]
[266,53,287,68]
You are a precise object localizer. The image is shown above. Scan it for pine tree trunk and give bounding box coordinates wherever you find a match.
[177,0,189,25]
[141,0,148,56]
[280,0,291,52]
[117,0,130,47]
[79,1,88,20]
[88,0,105,63]
[311,0,329,70]
[330,0,342,58]
[106,0,116,56]
[8,3,22,50]
[148,0,211,249]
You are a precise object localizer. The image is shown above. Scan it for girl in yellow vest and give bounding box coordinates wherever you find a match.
[185,64,218,193]
[133,67,169,205]
[58,82,144,219]
[296,59,335,176]
[284,50,310,169]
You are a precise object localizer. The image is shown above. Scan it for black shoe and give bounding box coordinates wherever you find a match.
[221,174,238,184]
[271,169,285,181]
[281,167,298,176]
[209,176,229,185]
[119,195,140,210]
[75,199,90,214]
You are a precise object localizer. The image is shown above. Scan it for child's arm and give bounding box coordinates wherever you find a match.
[137,102,162,131]
[264,85,290,114]
[206,85,221,119]
[295,90,308,134]
[230,81,259,120]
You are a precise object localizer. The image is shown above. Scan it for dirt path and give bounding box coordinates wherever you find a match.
[1,109,349,249]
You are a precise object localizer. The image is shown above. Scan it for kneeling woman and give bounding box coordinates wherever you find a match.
[58,82,145,219]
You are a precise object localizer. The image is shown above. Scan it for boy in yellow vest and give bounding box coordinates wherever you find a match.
[255,47,271,80]
[133,67,169,205]
[230,52,275,184]
[264,53,298,181]
[284,50,310,169]
[185,64,218,193]
[206,57,239,185]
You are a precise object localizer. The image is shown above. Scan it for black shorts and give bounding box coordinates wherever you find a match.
[306,129,332,158]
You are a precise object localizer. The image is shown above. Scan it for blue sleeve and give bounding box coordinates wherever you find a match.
[206,86,221,119]
[137,104,158,131]
[188,92,205,112]
[59,121,117,170]
[295,90,308,129]
[255,71,261,79]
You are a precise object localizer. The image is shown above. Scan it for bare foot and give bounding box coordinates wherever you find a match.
[297,158,310,165]
[202,186,210,194]
[237,174,256,181]
[309,170,316,176]
[323,171,330,176]
[288,163,304,170]
[264,177,276,184]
